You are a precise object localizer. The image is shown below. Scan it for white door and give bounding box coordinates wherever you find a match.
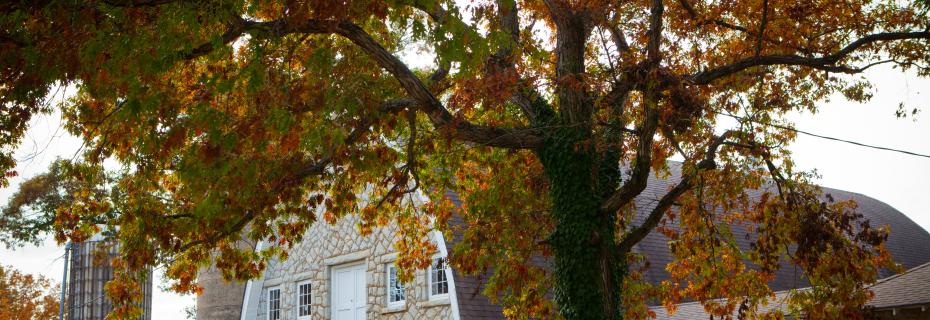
[332,263,367,320]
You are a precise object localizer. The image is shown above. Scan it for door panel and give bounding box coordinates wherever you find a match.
[332,263,367,320]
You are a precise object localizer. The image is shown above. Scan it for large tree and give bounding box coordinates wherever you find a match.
[0,265,60,320]
[1,0,927,318]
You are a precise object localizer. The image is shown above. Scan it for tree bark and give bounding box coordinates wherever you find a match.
[553,14,590,125]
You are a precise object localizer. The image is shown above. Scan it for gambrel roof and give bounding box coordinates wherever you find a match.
[443,163,930,319]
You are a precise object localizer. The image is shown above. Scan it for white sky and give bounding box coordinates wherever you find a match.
[787,67,930,231]
[1,65,927,319]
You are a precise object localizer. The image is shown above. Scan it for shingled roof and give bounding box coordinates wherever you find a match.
[648,289,800,320]
[443,191,511,319]
[443,163,930,319]
[648,262,930,319]
[867,261,930,310]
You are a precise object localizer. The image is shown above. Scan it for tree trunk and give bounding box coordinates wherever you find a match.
[540,126,625,320]
[541,7,626,319]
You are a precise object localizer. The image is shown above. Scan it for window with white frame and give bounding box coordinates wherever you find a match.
[428,257,449,298]
[386,264,405,308]
[296,280,311,319]
[267,286,281,320]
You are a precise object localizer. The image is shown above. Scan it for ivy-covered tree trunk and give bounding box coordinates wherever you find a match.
[540,127,625,320]
[536,7,629,319]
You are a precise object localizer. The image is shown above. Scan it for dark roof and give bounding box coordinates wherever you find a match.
[631,163,930,290]
[444,191,509,319]
[867,261,930,309]
[444,163,930,319]
[649,289,800,320]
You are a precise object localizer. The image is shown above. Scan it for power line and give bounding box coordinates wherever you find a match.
[713,111,930,159]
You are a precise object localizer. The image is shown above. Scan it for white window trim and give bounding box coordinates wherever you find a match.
[266,286,282,320]
[386,264,406,309]
[428,229,461,320]
[296,280,311,320]
[427,257,450,300]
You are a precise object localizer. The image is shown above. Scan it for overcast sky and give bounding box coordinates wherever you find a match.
[1,64,927,319]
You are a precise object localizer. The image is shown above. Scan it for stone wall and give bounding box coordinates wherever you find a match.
[253,213,454,320]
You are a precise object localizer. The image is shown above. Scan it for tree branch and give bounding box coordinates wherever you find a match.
[646,0,665,65]
[492,0,553,125]
[617,131,735,254]
[601,0,667,215]
[754,0,769,57]
[603,13,631,54]
[181,17,543,149]
[101,0,176,7]
[412,2,448,24]
[691,31,930,84]
[179,209,256,252]
[334,21,543,148]
[598,79,633,154]
[550,7,592,124]
[676,0,748,32]
[541,0,572,26]
[182,17,334,60]
[600,103,659,215]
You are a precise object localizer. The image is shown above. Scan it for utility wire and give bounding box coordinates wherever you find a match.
[713,111,930,159]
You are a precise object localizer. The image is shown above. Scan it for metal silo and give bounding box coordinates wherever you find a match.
[63,240,153,320]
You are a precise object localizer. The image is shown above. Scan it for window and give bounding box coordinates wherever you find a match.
[296,280,311,319]
[267,286,281,320]
[386,264,405,308]
[428,258,449,298]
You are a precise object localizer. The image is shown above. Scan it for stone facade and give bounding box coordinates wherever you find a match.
[249,213,454,320]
